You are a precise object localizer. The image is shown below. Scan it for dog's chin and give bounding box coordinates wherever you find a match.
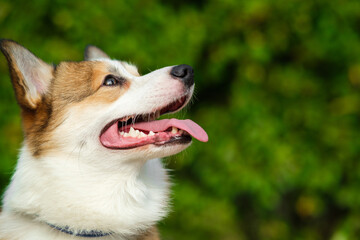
[142,140,192,159]
[106,139,192,161]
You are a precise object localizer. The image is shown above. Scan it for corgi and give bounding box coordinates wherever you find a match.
[0,40,208,240]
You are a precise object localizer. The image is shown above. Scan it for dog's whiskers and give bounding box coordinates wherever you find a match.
[132,115,138,127]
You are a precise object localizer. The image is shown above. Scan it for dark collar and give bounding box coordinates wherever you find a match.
[47,223,113,238]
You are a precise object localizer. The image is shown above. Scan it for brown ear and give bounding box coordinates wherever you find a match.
[0,40,53,109]
[84,45,110,61]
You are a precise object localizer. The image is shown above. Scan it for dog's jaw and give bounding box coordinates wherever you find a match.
[1,144,170,238]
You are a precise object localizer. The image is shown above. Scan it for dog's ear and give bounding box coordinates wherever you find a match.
[0,40,53,109]
[84,45,110,60]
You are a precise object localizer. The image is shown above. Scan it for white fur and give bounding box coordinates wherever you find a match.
[0,146,170,239]
[0,59,193,239]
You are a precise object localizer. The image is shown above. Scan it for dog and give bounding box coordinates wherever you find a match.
[0,40,208,240]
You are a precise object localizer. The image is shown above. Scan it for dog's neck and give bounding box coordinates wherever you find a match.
[0,145,170,239]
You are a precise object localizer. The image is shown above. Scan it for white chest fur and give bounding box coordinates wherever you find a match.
[0,146,170,239]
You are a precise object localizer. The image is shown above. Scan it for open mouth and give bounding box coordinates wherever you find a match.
[100,96,208,149]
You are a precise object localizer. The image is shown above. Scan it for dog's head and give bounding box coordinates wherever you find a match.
[0,40,207,166]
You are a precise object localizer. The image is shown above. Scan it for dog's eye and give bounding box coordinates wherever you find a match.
[102,75,125,87]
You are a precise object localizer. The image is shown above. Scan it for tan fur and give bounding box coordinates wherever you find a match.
[23,61,132,156]
[85,63,131,104]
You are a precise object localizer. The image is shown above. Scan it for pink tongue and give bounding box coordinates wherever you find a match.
[134,118,208,142]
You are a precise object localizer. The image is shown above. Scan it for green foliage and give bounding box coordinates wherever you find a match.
[1,0,360,239]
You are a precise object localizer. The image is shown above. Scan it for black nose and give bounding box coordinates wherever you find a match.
[170,64,194,87]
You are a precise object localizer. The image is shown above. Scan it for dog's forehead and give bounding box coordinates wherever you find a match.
[100,59,140,77]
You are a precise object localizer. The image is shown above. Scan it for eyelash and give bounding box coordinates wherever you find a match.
[102,75,125,87]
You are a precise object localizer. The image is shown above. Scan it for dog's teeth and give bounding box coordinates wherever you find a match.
[121,128,152,138]
[120,124,180,138]
[135,129,141,138]
[129,127,135,134]
[171,127,178,134]
[128,127,137,137]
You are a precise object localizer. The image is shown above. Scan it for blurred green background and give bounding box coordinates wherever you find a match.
[1,0,360,239]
